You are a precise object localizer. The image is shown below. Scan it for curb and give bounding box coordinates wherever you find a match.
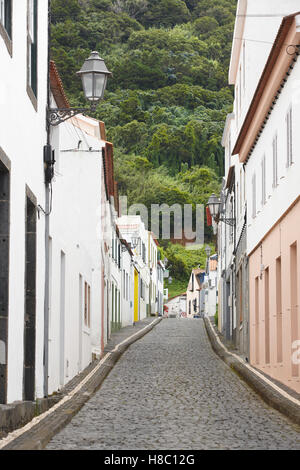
[0,317,162,450]
[204,317,300,427]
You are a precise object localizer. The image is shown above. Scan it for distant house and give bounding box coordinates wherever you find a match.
[186,269,205,318]
[204,256,218,318]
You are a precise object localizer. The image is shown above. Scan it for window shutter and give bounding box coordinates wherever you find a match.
[273,135,277,187]
[286,112,289,168]
[289,107,293,165]
[252,174,256,218]
[261,155,266,205]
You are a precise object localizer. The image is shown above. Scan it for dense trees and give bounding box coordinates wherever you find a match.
[51,0,235,175]
[51,0,236,284]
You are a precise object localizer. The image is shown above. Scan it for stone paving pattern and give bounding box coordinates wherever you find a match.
[47,319,300,450]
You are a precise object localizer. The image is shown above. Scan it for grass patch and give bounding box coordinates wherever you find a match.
[165,278,187,300]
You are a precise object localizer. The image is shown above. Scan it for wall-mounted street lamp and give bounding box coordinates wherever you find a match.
[207,193,235,227]
[205,245,211,274]
[47,51,111,127]
[205,245,211,257]
[131,235,140,250]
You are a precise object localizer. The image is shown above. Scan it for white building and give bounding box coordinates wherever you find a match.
[117,215,150,321]
[48,63,107,393]
[0,1,48,404]
[216,0,300,388]
[120,238,134,327]
[157,260,165,316]
[186,269,205,318]
[235,9,300,393]
[204,257,218,318]
[148,231,158,315]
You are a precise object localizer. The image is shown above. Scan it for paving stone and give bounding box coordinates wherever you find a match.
[46,319,300,450]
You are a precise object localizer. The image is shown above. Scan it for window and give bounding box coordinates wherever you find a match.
[261,155,266,205]
[252,173,256,218]
[84,282,91,328]
[0,0,11,35]
[290,242,299,377]
[240,168,243,211]
[286,106,293,167]
[118,242,121,269]
[239,65,242,111]
[111,281,114,323]
[243,41,245,91]
[142,243,146,263]
[27,0,38,103]
[272,134,278,188]
[264,267,270,364]
[0,0,12,54]
[255,276,260,364]
[236,85,239,128]
[276,257,283,363]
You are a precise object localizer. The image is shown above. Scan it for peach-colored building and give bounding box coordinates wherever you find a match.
[186,269,205,318]
[249,202,300,392]
[233,11,300,393]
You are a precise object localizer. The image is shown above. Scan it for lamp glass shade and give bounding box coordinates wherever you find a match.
[131,237,139,248]
[77,51,111,105]
[207,193,220,217]
[81,73,93,100]
[95,74,107,100]
[205,245,211,257]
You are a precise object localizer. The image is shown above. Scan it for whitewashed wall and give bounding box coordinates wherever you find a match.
[48,113,104,394]
[0,1,48,403]
[230,0,300,135]
[246,55,300,254]
[121,247,133,327]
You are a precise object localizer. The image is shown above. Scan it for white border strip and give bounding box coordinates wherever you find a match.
[207,319,300,407]
[0,319,160,450]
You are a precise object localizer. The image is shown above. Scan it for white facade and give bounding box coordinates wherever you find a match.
[157,260,165,316]
[246,51,300,254]
[229,0,300,136]
[120,241,134,327]
[111,225,122,330]
[204,259,218,318]
[148,232,158,315]
[48,113,105,394]
[0,1,48,403]
[216,0,300,359]
[117,215,150,320]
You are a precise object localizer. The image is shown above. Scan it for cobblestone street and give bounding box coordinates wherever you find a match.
[46,319,300,450]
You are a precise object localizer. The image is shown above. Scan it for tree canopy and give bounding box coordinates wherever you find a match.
[51,0,236,286]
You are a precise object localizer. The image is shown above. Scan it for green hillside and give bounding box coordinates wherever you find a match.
[51,0,236,292]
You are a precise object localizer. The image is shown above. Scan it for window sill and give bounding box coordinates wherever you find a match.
[27,84,38,112]
[0,23,12,57]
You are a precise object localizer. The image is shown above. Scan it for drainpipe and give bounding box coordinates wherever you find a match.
[43,0,51,398]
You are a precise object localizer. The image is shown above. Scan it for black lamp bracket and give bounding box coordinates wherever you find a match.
[47,107,89,127]
[219,217,236,227]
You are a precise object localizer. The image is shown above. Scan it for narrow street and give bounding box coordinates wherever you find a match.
[46,319,300,450]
